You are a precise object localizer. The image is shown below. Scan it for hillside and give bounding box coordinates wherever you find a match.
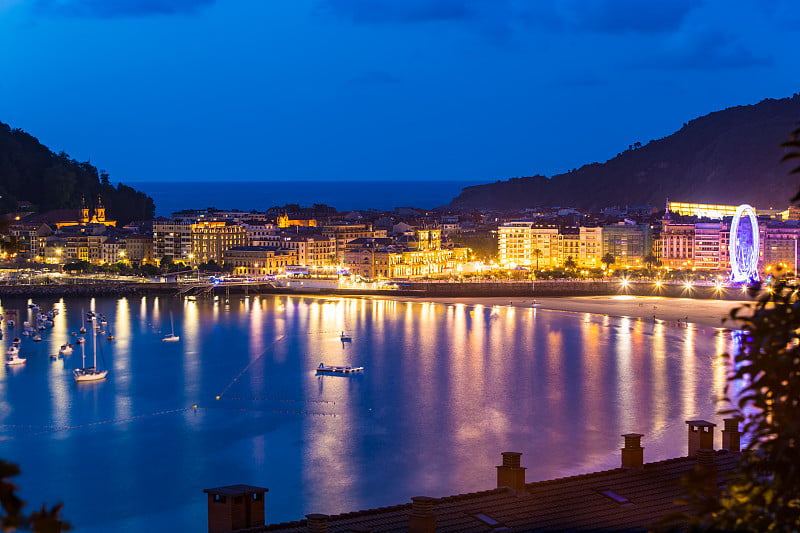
[451,95,800,210]
[0,121,154,225]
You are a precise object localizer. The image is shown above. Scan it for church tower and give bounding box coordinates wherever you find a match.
[80,195,90,224]
[95,195,106,223]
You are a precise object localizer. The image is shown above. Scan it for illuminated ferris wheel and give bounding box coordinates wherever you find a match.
[729,204,759,283]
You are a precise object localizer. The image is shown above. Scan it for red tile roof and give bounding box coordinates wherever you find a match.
[248,451,740,532]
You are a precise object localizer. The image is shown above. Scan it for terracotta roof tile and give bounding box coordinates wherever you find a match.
[247,451,740,533]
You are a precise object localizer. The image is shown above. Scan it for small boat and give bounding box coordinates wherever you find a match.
[32,334,42,342]
[162,312,180,342]
[74,319,107,382]
[107,326,114,341]
[59,344,73,355]
[316,363,364,374]
[6,345,25,365]
[71,331,77,337]
[7,319,14,327]
[6,354,25,366]
[12,337,21,347]
[21,330,31,337]
[75,337,85,344]
[79,326,86,334]
[340,332,352,342]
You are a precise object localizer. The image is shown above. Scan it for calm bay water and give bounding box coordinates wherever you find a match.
[0,295,732,531]
[128,180,484,216]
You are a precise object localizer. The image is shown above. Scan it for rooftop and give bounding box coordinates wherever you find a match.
[245,451,740,532]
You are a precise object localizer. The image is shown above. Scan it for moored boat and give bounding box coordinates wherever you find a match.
[316,363,364,374]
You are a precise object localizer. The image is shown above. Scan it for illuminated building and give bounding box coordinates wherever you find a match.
[321,223,384,261]
[222,246,297,276]
[601,222,650,267]
[276,214,317,228]
[497,222,559,268]
[190,221,247,264]
[253,234,337,267]
[579,226,603,267]
[153,218,193,264]
[763,223,800,272]
[120,234,155,264]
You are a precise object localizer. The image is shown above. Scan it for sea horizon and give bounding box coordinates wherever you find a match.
[129,180,486,217]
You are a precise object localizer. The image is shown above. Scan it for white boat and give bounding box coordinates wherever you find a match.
[6,346,25,366]
[74,318,107,382]
[340,331,352,342]
[59,344,73,355]
[12,337,21,347]
[75,337,85,345]
[7,319,14,327]
[162,312,180,342]
[316,363,364,374]
[79,326,86,334]
[32,334,42,342]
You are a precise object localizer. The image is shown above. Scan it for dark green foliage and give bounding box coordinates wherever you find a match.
[601,253,615,267]
[564,256,577,270]
[0,121,154,225]
[448,234,497,260]
[451,95,800,209]
[1,459,69,531]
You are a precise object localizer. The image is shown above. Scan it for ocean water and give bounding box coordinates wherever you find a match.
[128,180,484,217]
[0,295,732,531]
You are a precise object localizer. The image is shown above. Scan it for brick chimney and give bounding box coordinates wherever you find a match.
[694,449,718,494]
[685,420,715,457]
[496,452,526,492]
[306,513,329,533]
[203,484,268,533]
[409,496,436,533]
[721,417,742,452]
[621,433,644,469]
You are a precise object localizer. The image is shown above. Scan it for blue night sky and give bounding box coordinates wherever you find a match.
[1,0,798,183]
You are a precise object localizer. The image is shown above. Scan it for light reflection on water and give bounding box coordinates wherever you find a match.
[0,295,734,532]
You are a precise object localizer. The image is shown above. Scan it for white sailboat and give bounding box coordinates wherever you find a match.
[74,317,107,382]
[162,312,180,342]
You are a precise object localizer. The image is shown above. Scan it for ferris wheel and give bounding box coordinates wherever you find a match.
[729,204,759,283]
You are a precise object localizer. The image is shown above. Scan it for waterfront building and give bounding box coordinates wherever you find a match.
[153,218,193,264]
[579,226,603,267]
[497,222,559,268]
[100,237,123,265]
[222,246,297,276]
[190,221,248,264]
[693,223,725,270]
[121,234,155,264]
[561,227,580,265]
[763,223,800,271]
[253,234,336,267]
[660,222,696,268]
[601,222,650,267]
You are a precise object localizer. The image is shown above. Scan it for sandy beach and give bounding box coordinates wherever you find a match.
[385,295,756,329]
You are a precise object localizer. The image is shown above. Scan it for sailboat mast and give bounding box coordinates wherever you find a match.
[92,317,97,368]
[81,338,86,369]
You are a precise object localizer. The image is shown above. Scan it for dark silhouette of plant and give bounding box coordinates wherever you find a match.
[1,459,69,531]
[601,253,615,268]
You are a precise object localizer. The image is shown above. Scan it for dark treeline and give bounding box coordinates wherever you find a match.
[0,121,155,225]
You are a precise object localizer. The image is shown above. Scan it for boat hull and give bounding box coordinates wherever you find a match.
[74,369,108,382]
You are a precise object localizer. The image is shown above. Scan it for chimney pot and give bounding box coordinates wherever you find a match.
[621,433,644,469]
[496,452,526,492]
[685,420,716,457]
[694,449,718,494]
[409,496,436,533]
[722,417,743,452]
[306,513,329,533]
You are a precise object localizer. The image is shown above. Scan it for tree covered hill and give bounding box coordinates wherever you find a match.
[451,95,800,210]
[0,121,154,225]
